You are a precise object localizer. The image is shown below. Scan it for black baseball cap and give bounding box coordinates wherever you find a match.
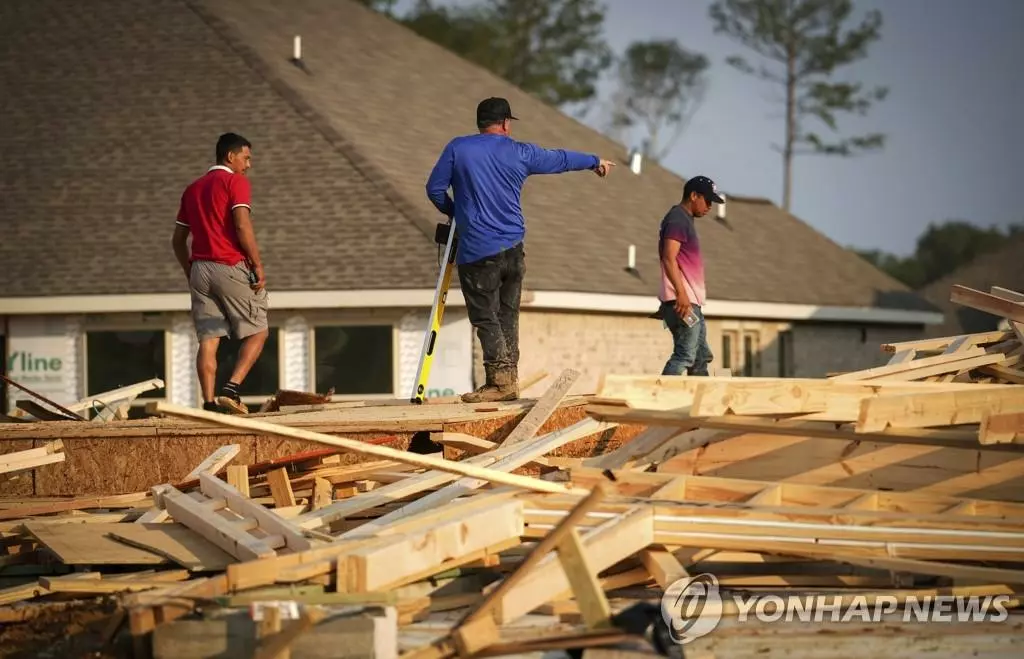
[684,175,725,203]
[477,97,518,125]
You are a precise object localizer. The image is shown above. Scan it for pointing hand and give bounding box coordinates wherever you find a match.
[594,159,616,177]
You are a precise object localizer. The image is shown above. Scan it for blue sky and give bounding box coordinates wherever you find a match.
[394,0,1024,256]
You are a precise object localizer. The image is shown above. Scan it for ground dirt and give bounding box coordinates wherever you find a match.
[0,598,128,659]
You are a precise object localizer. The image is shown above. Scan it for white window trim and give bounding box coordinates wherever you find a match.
[306,319,399,400]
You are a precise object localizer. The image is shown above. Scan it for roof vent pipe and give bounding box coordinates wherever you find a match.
[716,193,727,220]
[293,35,302,61]
[627,244,636,270]
[629,150,643,175]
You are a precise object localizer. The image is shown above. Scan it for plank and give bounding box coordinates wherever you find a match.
[312,477,332,510]
[198,474,311,553]
[582,426,691,470]
[266,468,297,508]
[343,418,612,535]
[640,548,689,588]
[828,555,1024,585]
[585,406,1009,452]
[857,388,1024,432]
[555,528,611,629]
[594,374,1007,414]
[498,368,579,447]
[109,523,235,571]
[0,451,64,475]
[229,492,522,591]
[881,330,1013,353]
[24,523,168,565]
[886,349,916,365]
[340,498,524,592]
[951,285,1024,323]
[831,347,988,381]
[149,402,584,497]
[496,505,655,624]
[980,411,1024,445]
[182,444,240,481]
[158,485,277,561]
[460,483,611,633]
[567,468,1024,520]
[15,399,78,421]
[979,363,1024,385]
[226,465,250,496]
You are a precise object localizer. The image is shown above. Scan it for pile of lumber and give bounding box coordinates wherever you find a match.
[0,285,1023,659]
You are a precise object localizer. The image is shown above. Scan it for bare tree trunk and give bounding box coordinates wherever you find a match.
[783,46,796,213]
[782,0,796,213]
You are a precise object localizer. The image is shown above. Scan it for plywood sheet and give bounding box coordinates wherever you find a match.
[24,522,168,565]
[108,523,236,571]
[0,440,35,498]
[33,437,258,497]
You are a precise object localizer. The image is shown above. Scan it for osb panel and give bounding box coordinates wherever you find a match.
[253,433,411,464]
[34,437,258,497]
[0,440,37,497]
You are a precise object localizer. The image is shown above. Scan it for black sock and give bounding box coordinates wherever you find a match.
[221,381,241,400]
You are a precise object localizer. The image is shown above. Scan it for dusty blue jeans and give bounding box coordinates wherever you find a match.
[660,301,713,376]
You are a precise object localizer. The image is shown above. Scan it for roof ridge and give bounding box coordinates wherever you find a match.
[181,0,437,243]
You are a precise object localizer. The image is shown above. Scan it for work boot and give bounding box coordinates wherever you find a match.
[462,366,518,403]
[215,385,249,415]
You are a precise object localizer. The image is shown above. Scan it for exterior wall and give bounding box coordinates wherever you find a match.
[789,323,924,378]
[2,307,928,413]
[517,311,671,395]
[515,310,929,393]
[398,307,473,399]
[3,307,474,412]
[4,315,81,408]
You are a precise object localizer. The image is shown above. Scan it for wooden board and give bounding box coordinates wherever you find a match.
[24,523,169,566]
[108,523,236,571]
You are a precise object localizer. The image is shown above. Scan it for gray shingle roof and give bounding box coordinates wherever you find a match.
[0,0,933,313]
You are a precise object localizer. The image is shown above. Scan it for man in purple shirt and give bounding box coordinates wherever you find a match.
[658,175,724,376]
[426,97,615,402]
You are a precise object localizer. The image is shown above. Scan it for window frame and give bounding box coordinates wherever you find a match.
[778,328,794,377]
[720,330,737,372]
[742,330,761,377]
[306,318,400,400]
[79,315,172,418]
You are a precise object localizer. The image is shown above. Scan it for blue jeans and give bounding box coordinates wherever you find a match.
[660,301,713,376]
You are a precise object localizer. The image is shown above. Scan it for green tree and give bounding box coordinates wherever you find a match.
[369,0,614,108]
[607,40,710,161]
[853,221,1023,288]
[354,0,399,15]
[708,0,888,211]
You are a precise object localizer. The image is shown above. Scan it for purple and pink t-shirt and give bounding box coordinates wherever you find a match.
[658,205,706,306]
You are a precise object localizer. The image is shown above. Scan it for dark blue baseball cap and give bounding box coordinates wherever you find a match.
[477,97,519,125]
[684,175,725,203]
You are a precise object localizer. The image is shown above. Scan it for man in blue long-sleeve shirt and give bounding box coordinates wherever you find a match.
[426,97,615,402]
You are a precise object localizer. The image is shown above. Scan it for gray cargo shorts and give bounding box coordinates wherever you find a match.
[189,260,269,340]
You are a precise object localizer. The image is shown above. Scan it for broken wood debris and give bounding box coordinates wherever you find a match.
[1,286,1024,657]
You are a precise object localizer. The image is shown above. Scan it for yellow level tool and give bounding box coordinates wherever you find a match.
[410,219,458,404]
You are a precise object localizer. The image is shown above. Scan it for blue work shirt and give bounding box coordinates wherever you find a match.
[425,133,599,265]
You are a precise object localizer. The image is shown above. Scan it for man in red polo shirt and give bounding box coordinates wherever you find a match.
[172,133,268,414]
